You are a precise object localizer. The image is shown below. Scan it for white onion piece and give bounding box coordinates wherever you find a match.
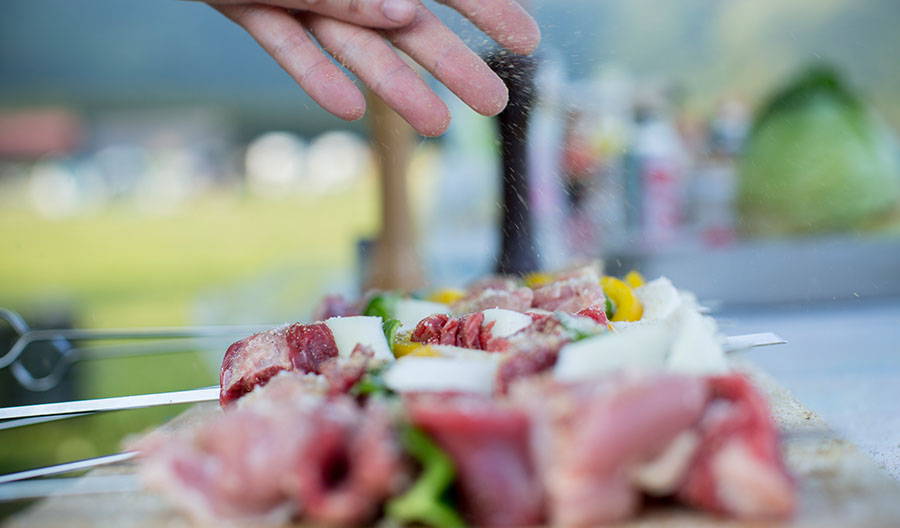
[554,323,672,381]
[324,316,393,361]
[481,308,532,338]
[394,299,451,330]
[667,308,728,375]
[383,355,498,394]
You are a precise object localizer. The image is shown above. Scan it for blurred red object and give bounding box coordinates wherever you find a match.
[0,108,83,158]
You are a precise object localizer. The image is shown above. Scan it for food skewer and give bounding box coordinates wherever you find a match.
[0,333,782,423]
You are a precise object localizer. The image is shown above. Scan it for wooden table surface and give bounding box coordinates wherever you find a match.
[6,361,900,527]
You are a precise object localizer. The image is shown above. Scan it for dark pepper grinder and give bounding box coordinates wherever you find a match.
[486,51,539,276]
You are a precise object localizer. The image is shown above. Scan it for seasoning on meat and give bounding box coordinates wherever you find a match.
[138,372,406,525]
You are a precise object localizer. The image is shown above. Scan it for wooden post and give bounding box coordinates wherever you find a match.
[364,91,425,292]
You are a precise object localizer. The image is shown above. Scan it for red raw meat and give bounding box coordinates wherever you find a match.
[289,400,403,524]
[515,374,709,526]
[410,313,452,345]
[313,294,360,320]
[457,312,484,348]
[678,374,795,518]
[140,373,405,524]
[455,277,534,314]
[576,305,609,325]
[219,322,340,406]
[319,344,374,397]
[495,314,569,392]
[406,393,544,527]
[532,276,606,313]
[410,312,487,350]
[286,322,339,373]
[219,326,294,406]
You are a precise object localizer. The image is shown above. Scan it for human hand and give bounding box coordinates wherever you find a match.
[204,0,540,136]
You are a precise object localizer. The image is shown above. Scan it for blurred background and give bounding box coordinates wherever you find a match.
[1,0,899,504]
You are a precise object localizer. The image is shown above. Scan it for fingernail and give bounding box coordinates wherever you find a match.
[382,0,415,23]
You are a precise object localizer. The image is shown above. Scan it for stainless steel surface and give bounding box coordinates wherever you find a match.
[723,297,900,480]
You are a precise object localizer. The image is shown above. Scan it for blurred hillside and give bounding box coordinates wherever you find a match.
[2,0,898,134]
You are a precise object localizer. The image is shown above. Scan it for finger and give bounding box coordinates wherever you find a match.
[208,0,417,28]
[300,13,451,137]
[436,0,540,55]
[215,4,366,121]
[383,4,508,117]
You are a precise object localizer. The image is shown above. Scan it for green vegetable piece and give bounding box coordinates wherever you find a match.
[350,365,392,397]
[605,298,615,320]
[385,428,465,528]
[383,318,402,350]
[555,311,604,342]
[364,292,400,320]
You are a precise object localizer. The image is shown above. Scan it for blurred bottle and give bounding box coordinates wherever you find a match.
[623,98,688,247]
[690,99,748,246]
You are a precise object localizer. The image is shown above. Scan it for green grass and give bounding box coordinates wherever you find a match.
[0,181,378,476]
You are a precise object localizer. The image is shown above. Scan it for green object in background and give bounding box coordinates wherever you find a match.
[738,66,900,236]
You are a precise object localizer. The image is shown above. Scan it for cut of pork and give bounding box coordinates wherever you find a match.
[138,372,406,525]
[678,374,796,518]
[406,393,544,527]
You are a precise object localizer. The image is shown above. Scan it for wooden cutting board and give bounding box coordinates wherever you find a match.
[6,361,900,527]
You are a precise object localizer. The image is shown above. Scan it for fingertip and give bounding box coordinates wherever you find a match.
[339,89,367,121]
[381,0,417,25]
[310,69,367,122]
[477,76,509,117]
[415,104,452,137]
[503,19,541,55]
[341,102,367,122]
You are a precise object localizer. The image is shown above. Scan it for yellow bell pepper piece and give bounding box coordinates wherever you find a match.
[624,270,645,288]
[524,272,554,289]
[601,276,643,322]
[393,341,444,358]
[427,288,466,305]
[393,340,421,358]
[408,345,442,358]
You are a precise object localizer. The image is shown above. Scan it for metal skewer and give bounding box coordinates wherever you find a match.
[0,452,139,485]
[0,311,272,370]
[0,307,276,391]
[0,386,220,421]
